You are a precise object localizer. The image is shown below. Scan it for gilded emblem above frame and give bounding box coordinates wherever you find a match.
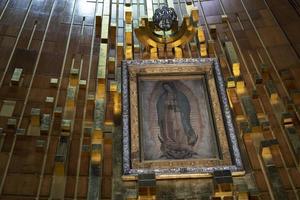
[122,58,243,179]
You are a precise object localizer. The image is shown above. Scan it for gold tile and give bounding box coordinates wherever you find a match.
[98,43,108,80]
[150,48,158,59]
[31,108,40,127]
[197,27,206,43]
[0,100,16,117]
[11,68,23,85]
[174,47,182,58]
[101,16,110,42]
[95,15,102,37]
[124,5,132,24]
[125,46,133,60]
[200,43,207,57]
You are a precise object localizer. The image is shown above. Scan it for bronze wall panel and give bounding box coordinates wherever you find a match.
[3,174,38,196]
[67,139,80,176]
[64,176,75,198]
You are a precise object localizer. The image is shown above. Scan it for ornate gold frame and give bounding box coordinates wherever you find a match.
[122,59,243,179]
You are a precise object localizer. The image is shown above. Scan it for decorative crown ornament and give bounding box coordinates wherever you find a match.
[153,6,177,31]
[134,5,200,49]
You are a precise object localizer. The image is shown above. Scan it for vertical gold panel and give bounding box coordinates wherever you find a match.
[200,43,207,57]
[124,5,132,24]
[11,68,23,85]
[54,162,65,176]
[150,48,158,59]
[191,8,199,22]
[125,46,133,60]
[96,15,102,37]
[103,0,111,16]
[174,47,183,58]
[0,100,16,117]
[146,0,153,20]
[125,24,132,45]
[117,43,124,64]
[197,27,206,43]
[31,108,40,127]
[98,43,108,80]
[110,23,116,47]
[232,63,241,77]
[108,57,116,75]
[208,40,216,57]
[113,92,121,124]
[236,78,246,95]
[101,16,110,43]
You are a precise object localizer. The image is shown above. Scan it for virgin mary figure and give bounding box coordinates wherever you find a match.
[156,82,198,159]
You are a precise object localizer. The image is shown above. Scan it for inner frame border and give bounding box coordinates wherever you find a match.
[137,74,220,163]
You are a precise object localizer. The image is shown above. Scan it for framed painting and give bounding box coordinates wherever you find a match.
[122,58,243,179]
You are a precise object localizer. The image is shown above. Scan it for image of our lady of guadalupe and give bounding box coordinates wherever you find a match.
[156,81,198,159]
